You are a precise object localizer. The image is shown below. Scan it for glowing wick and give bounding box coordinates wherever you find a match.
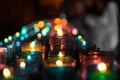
[56,60,63,66]
[3,68,11,79]
[20,62,26,69]
[97,62,107,72]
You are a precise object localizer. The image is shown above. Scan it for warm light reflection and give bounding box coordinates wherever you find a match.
[93,52,98,55]
[3,68,11,79]
[8,36,12,41]
[20,62,26,69]
[97,62,107,72]
[56,60,63,66]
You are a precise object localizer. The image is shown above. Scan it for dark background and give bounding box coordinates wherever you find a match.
[0,0,119,40]
[0,0,63,40]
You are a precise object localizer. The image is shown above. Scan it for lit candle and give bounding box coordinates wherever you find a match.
[80,51,116,80]
[20,61,26,69]
[56,60,63,66]
[43,57,77,80]
[97,62,107,72]
[2,67,17,80]
[14,58,28,80]
[3,68,12,79]
[57,29,64,36]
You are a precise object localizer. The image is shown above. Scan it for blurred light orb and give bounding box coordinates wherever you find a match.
[37,33,42,39]
[3,68,11,79]
[56,60,63,66]
[4,38,8,43]
[61,19,68,26]
[54,18,61,24]
[8,36,12,41]
[58,51,64,57]
[15,32,20,37]
[82,41,87,46]
[97,62,107,72]
[72,28,78,35]
[20,62,26,69]
[57,29,64,36]
[38,21,45,29]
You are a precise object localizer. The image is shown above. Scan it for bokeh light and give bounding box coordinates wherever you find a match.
[16,41,21,47]
[97,62,107,72]
[54,18,61,24]
[15,32,20,37]
[8,36,12,41]
[3,68,11,79]
[72,28,78,35]
[38,21,45,29]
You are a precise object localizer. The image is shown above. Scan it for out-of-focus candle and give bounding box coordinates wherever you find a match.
[80,51,115,80]
[56,60,63,66]
[2,67,17,80]
[3,68,11,79]
[57,29,64,36]
[43,56,77,80]
[97,62,107,72]
[20,62,26,69]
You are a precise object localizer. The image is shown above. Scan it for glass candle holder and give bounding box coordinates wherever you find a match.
[49,36,75,58]
[21,40,43,62]
[80,51,116,80]
[21,40,43,73]
[14,58,28,80]
[43,56,77,80]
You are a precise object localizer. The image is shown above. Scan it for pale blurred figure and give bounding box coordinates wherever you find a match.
[85,0,119,52]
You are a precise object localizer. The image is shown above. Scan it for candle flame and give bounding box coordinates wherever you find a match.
[20,61,26,69]
[57,29,64,36]
[3,68,11,79]
[56,60,63,66]
[97,62,107,72]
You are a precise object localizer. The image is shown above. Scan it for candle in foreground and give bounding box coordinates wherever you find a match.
[3,68,12,79]
[2,67,17,80]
